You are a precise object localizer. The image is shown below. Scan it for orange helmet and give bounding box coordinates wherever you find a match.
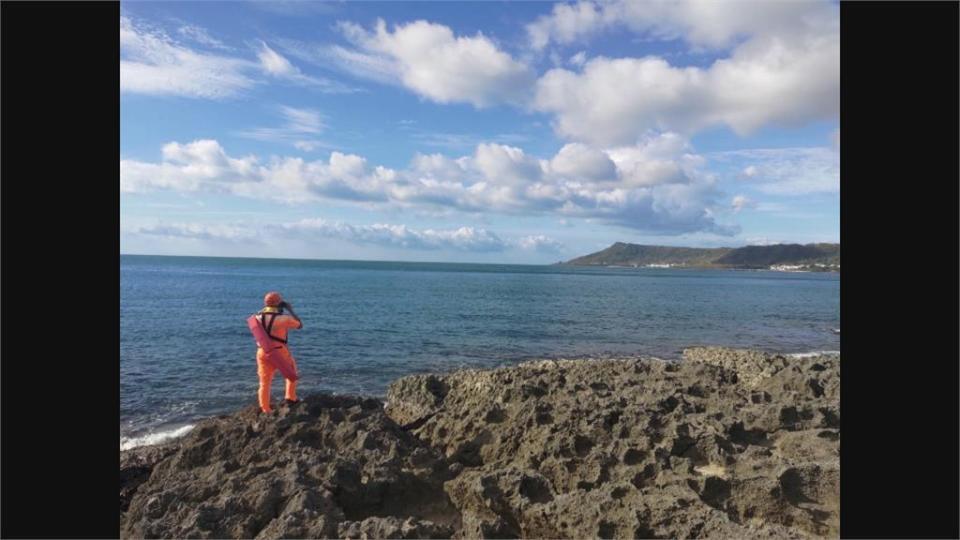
[264,291,283,307]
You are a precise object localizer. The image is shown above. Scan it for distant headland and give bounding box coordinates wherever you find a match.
[559,242,840,272]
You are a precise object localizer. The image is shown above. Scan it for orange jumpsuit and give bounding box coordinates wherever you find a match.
[255,312,302,412]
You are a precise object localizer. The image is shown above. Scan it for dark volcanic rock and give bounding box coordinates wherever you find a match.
[121,443,179,514]
[386,348,839,539]
[121,394,460,539]
[121,348,839,539]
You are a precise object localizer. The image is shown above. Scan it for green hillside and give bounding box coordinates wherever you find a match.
[713,243,840,268]
[562,242,840,270]
[563,242,730,266]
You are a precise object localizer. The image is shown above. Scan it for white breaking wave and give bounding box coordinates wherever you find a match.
[787,351,840,359]
[120,424,195,451]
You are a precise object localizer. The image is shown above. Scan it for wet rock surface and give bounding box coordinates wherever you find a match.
[121,348,838,538]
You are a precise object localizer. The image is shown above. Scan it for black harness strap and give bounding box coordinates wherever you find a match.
[259,311,288,344]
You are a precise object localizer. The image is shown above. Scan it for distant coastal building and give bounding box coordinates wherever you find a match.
[770,263,840,272]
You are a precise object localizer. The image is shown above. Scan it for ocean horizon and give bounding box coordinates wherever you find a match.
[120,254,839,449]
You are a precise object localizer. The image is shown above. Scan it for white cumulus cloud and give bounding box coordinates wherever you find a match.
[130,219,520,252]
[549,143,617,181]
[527,1,609,50]
[329,19,535,107]
[516,235,565,253]
[527,0,835,51]
[122,135,738,235]
[132,222,259,243]
[530,0,838,145]
[605,132,700,187]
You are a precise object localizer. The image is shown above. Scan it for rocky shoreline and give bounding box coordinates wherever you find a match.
[121,347,839,539]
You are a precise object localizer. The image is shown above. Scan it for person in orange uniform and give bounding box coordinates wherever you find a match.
[256,291,303,413]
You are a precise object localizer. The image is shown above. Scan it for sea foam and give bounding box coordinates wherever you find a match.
[787,350,840,359]
[121,424,195,451]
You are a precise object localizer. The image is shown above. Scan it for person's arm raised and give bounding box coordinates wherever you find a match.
[282,302,303,328]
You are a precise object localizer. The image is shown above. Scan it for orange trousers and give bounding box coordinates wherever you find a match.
[256,347,298,412]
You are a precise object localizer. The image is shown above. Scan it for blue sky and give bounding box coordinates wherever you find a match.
[120,0,839,263]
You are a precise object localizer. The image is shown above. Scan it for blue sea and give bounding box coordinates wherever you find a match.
[120,254,840,448]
